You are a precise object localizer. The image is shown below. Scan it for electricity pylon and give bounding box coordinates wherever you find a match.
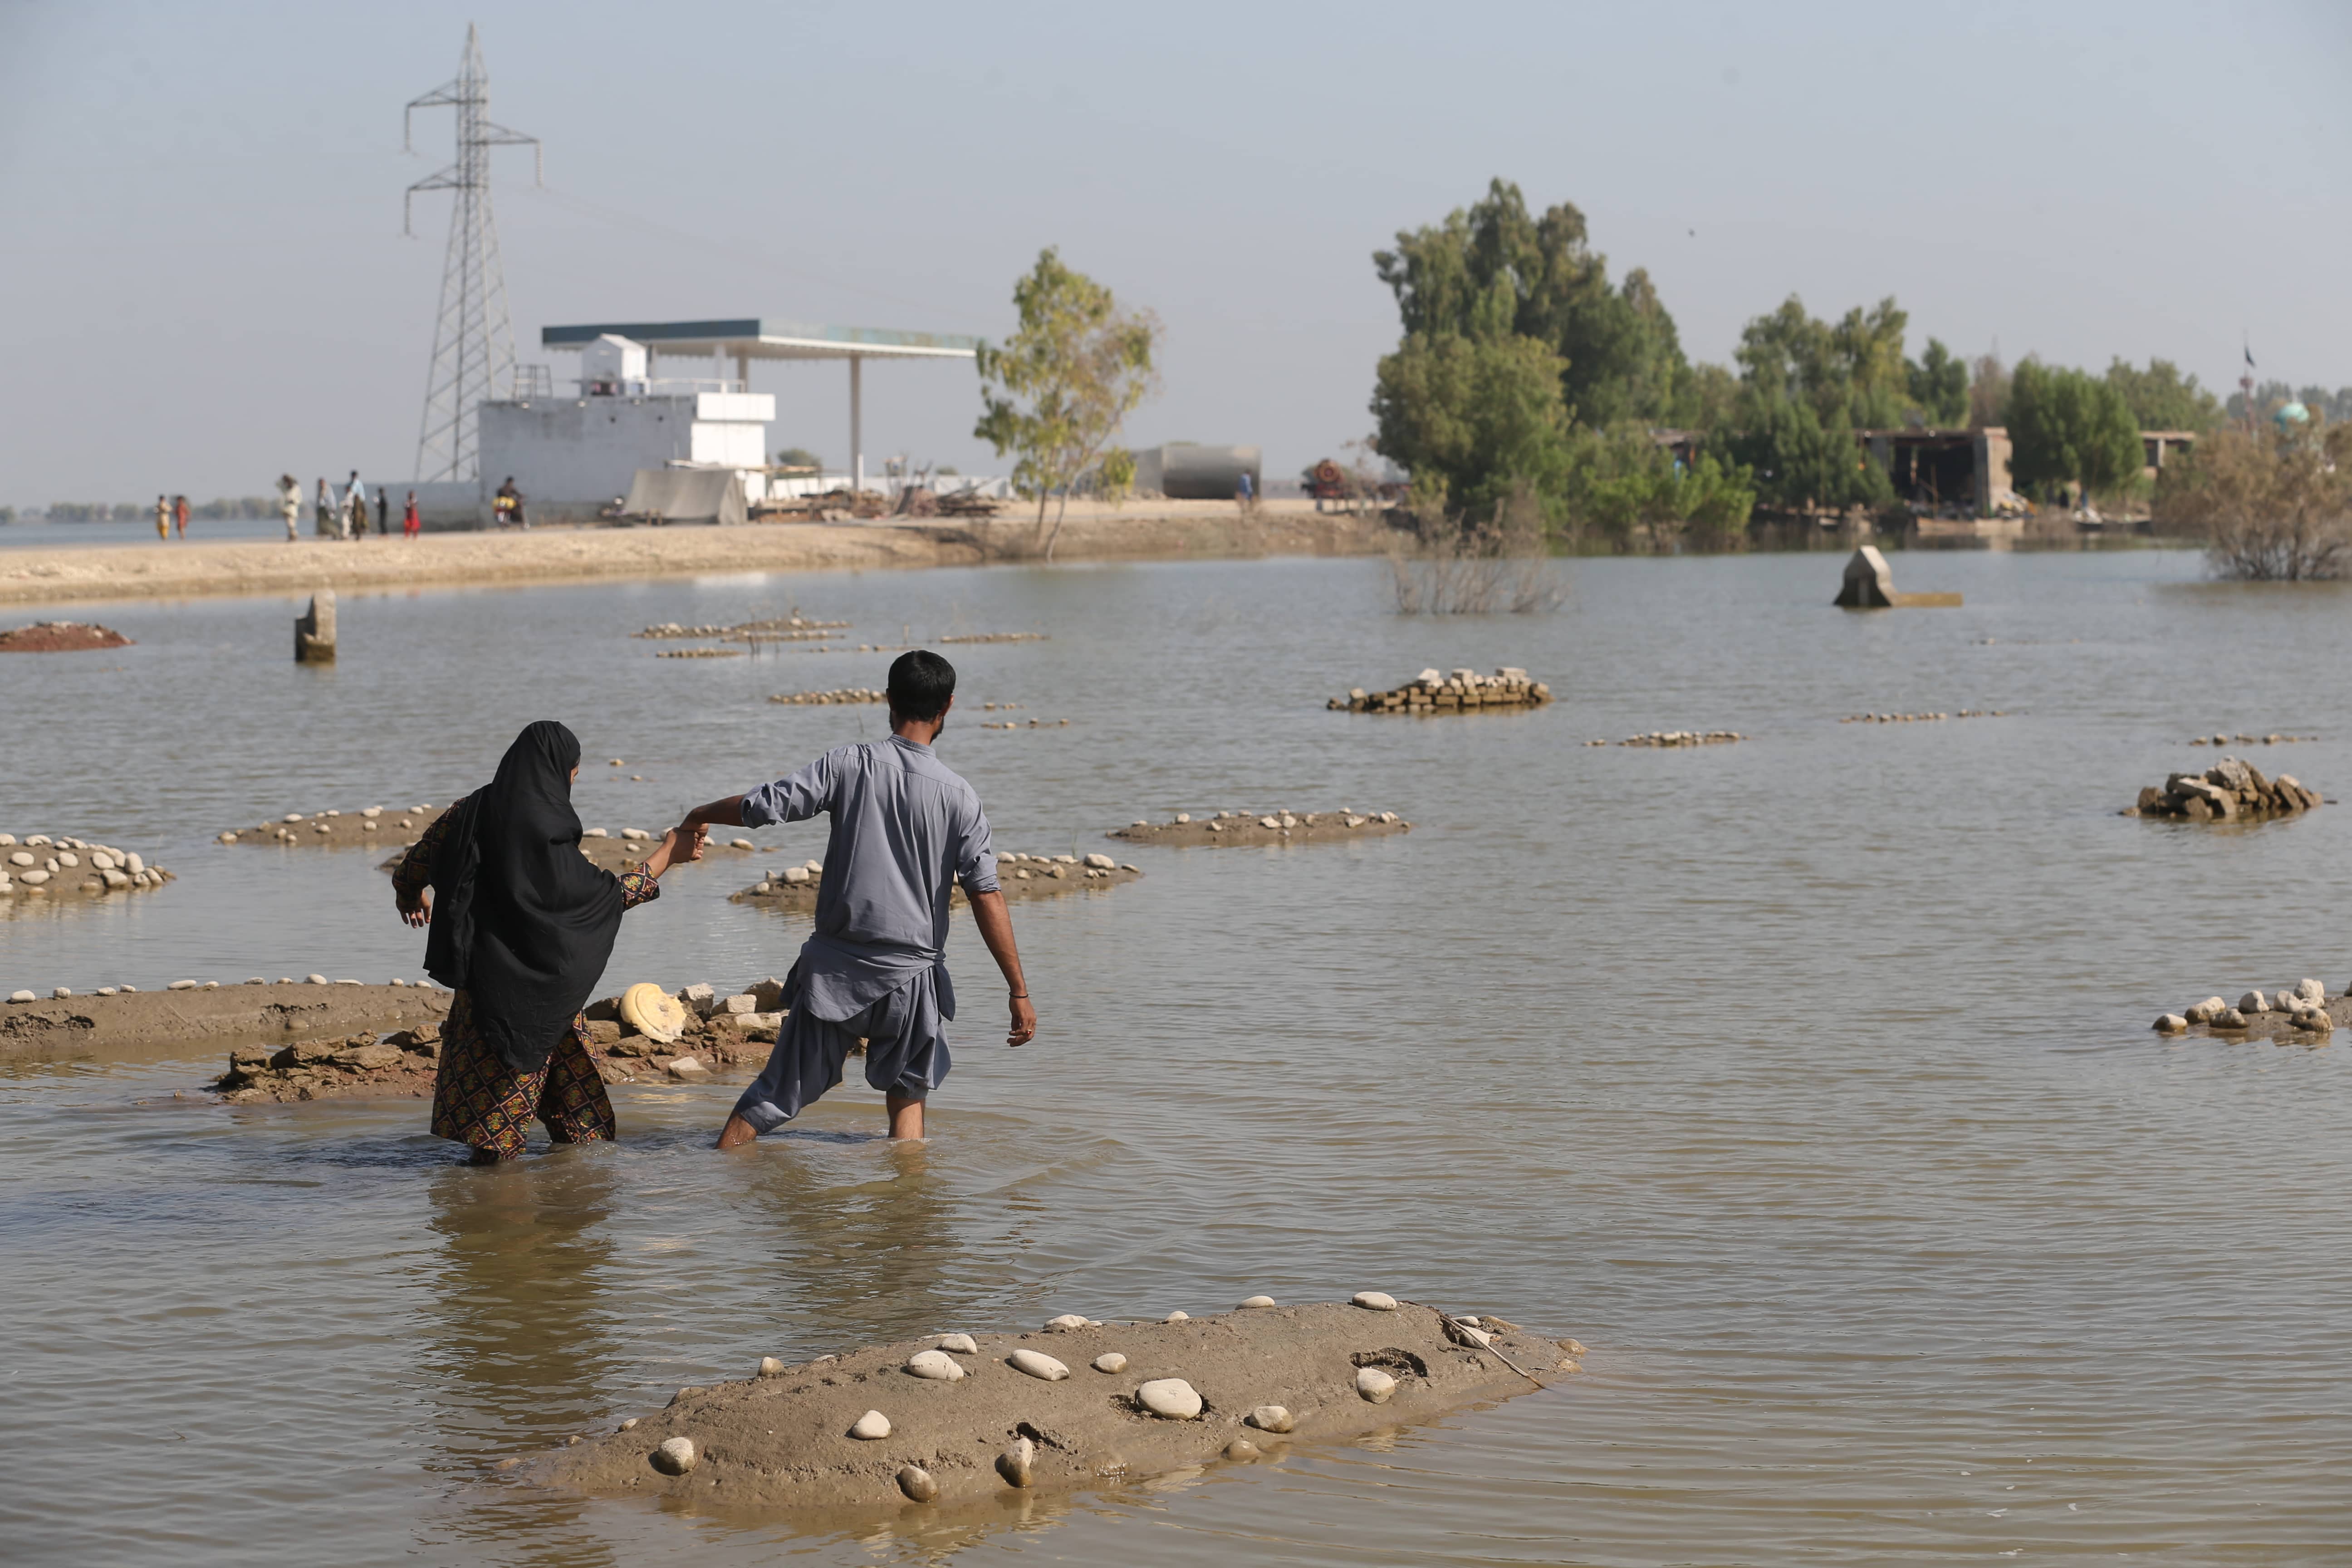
[405,24,541,483]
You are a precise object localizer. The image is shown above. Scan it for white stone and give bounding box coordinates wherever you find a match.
[218,833,238,843]
[583,828,608,838]
[783,865,813,885]
[1136,1377,1202,1419]
[717,994,757,1016]
[7,853,31,867]
[622,828,650,841]
[2297,978,2327,1004]
[1224,1438,1262,1460]
[20,869,49,885]
[665,1057,709,1080]
[7,991,32,1004]
[1008,1348,1068,1381]
[618,1417,639,1431]
[897,1465,938,1502]
[1083,853,1115,870]
[1043,1313,1089,1332]
[905,1349,966,1381]
[996,1436,1035,1488]
[362,806,382,818]
[1238,1295,1276,1308]
[2240,991,2270,1013]
[88,852,115,871]
[0,835,13,845]
[730,838,754,850]
[307,975,328,985]
[849,1409,892,1441]
[934,1333,978,1354]
[1355,1367,1397,1403]
[1258,816,1280,829]
[1164,1310,1189,1322]
[1352,1291,1400,1311]
[1092,1352,1127,1373]
[652,1436,696,1475]
[284,814,303,823]
[125,854,144,875]
[1175,813,1191,823]
[1245,1405,1294,1433]
[52,987,70,998]
[168,980,198,991]
[758,1357,787,1377]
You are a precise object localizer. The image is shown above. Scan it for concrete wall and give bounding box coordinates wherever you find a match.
[478,394,773,522]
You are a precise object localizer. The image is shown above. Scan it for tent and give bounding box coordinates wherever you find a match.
[620,468,748,526]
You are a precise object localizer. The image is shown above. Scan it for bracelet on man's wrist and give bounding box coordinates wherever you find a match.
[1009,992,1029,999]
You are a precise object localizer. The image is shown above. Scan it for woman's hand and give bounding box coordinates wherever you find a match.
[399,888,432,928]
[644,825,702,878]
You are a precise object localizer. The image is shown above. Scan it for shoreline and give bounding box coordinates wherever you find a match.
[0,502,1389,608]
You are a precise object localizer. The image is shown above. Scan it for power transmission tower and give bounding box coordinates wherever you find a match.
[404,24,541,483]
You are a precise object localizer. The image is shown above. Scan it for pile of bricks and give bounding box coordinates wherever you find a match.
[1333,667,1549,714]
[2126,755,2323,821]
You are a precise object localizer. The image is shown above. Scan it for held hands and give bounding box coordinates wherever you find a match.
[399,888,432,928]
[1007,991,1036,1049]
[644,825,704,877]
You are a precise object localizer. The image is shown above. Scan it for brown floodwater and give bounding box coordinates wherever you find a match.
[3,550,2349,1563]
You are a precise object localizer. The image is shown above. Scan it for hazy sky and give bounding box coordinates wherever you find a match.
[3,0,2346,504]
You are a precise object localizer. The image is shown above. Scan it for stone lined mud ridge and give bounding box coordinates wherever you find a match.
[212,979,795,1101]
[0,620,132,652]
[1111,810,1408,848]
[2188,731,2318,747]
[1,832,173,903]
[768,688,887,706]
[2123,755,2323,821]
[2152,980,2344,1041]
[2,980,449,1062]
[1841,710,2007,724]
[636,616,848,642]
[1333,667,1549,714]
[530,1298,1582,1513]
[734,853,1140,913]
[1587,730,1744,748]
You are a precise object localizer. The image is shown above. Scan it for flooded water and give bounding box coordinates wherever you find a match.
[5,550,2350,1564]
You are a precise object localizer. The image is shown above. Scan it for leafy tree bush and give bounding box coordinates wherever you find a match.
[1558,425,1754,548]
[974,247,1161,557]
[1716,390,1892,511]
[1908,340,1969,426]
[773,446,823,469]
[2103,360,2221,431]
[2157,422,2352,578]
[2006,361,2144,499]
[1370,331,1575,515]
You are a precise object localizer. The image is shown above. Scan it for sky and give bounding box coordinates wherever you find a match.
[1,0,2347,505]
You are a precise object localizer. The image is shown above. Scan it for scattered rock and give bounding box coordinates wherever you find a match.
[1136,1378,1202,1419]
[905,1349,965,1382]
[1223,1438,1261,1460]
[1111,809,1410,848]
[896,1465,937,1503]
[1238,1295,1276,1309]
[768,687,887,705]
[759,1357,787,1378]
[2125,756,2323,821]
[618,1418,638,1431]
[1164,1310,1189,1322]
[651,1437,696,1475]
[1043,1313,1089,1332]
[736,848,1140,911]
[935,1333,978,1354]
[1841,710,2006,723]
[1616,730,1743,747]
[0,831,172,903]
[1245,1405,1294,1433]
[2153,1014,2188,1033]
[1334,666,1549,714]
[1008,1348,1069,1381]
[848,1410,891,1441]
[1091,1352,1128,1373]
[1355,1367,1397,1403]
[996,1437,1035,1489]
[1352,1291,1399,1312]
[2239,991,2270,1014]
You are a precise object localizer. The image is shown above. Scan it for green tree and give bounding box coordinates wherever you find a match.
[773,446,823,469]
[1716,389,1893,511]
[1373,179,1691,427]
[2104,359,2221,432]
[974,247,1161,557]
[2007,361,2145,499]
[1907,339,1969,426]
[1371,331,1575,515]
[1558,424,1755,548]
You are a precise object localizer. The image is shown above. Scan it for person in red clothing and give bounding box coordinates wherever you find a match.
[402,490,421,539]
[172,495,189,538]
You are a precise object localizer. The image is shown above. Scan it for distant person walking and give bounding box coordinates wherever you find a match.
[315,478,335,538]
[153,495,170,540]
[277,475,302,541]
[1235,471,1255,505]
[343,471,367,540]
[376,489,389,537]
[402,489,421,539]
[172,495,189,539]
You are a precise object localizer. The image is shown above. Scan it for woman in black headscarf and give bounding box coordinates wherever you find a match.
[392,721,701,1162]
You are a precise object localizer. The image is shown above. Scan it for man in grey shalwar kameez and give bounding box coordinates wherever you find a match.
[674,650,1035,1143]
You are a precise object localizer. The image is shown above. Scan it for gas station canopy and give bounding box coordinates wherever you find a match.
[540,318,980,362]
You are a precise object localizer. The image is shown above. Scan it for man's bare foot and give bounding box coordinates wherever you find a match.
[716,1113,761,1150]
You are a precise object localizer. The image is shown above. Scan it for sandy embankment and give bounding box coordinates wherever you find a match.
[534,1299,1581,1514]
[0,503,1389,608]
[1,981,450,1064]
[1111,809,1408,848]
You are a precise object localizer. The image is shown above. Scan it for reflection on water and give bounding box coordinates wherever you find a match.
[5,553,2352,1563]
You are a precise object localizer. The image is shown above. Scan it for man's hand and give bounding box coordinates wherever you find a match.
[399,888,432,928]
[1008,992,1036,1048]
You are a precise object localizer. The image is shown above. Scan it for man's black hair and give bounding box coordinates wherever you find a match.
[888,649,957,721]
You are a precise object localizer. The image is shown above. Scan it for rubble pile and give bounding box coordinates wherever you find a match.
[2123,755,2323,821]
[1589,731,1744,748]
[768,688,887,706]
[1111,810,1409,847]
[1333,667,1549,714]
[1841,710,2007,724]
[735,852,1140,912]
[0,620,133,653]
[2189,731,2317,746]
[0,832,173,901]
[2152,978,2342,1042]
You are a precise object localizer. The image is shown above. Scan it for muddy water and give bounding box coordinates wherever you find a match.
[4,551,2351,1564]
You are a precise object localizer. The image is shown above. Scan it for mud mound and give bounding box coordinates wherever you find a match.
[735,853,1139,911]
[0,620,132,652]
[1111,809,1407,848]
[0,832,172,903]
[2,980,449,1063]
[533,1300,1580,1513]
